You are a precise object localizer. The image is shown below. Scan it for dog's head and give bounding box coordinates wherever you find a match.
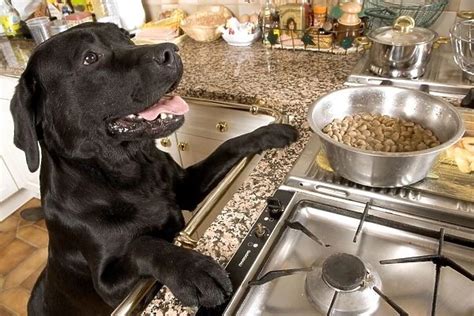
[11,22,188,172]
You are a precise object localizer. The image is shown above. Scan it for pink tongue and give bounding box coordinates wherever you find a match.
[137,96,189,121]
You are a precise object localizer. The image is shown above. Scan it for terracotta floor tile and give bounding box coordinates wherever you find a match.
[0,232,16,251]
[0,240,35,276]
[17,217,43,230]
[15,199,43,229]
[20,263,45,291]
[0,277,4,290]
[16,226,48,249]
[0,304,16,316]
[3,248,47,290]
[0,218,19,233]
[0,288,29,315]
[33,220,47,232]
[15,199,41,215]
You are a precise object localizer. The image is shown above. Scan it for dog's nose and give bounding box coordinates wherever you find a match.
[154,44,178,66]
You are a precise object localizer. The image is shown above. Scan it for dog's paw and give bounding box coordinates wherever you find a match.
[253,124,299,151]
[165,252,233,308]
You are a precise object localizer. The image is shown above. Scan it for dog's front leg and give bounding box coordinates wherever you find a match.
[176,123,298,210]
[90,235,232,308]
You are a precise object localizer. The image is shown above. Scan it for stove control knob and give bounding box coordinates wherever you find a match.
[254,223,267,238]
[267,197,283,219]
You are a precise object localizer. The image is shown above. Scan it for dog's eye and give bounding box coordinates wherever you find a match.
[83,52,99,65]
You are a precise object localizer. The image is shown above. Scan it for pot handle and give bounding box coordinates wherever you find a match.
[393,15,415,33]
[354,36,371,49]
[433,36,449,48]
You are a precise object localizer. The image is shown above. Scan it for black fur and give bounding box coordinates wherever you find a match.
[10,23,298,315]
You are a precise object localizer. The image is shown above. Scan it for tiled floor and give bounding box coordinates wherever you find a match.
[0,199,46,316]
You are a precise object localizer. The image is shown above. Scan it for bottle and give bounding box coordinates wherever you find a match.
[95,0,121,27]
[303,0,312,29]
[0,0,21,37]
[113,0,145,31]
[61,0,74,17]
[261,0,276,44]
[71,0,88,12]
[312,0,327,28]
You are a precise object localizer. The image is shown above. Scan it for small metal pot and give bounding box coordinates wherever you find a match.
[307,86,465,188]
[367,16,438,78]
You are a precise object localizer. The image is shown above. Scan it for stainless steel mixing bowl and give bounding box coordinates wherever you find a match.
[308,86,465,187]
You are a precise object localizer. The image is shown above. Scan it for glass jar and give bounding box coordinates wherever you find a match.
[261,0,276,44]
[0,0,21,37]
[312,0,327,29]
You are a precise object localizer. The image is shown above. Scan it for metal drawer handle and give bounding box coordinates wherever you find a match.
[178,142,189,151]
[160,138,171,147]
[216,121,228,133]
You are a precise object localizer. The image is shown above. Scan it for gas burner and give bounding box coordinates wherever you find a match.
[322,253,366,291]
[306,253,382,315]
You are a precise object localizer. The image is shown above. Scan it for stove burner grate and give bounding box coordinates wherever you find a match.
[380,228,474,316]
[248,219,408,315]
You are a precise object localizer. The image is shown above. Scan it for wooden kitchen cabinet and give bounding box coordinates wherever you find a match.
[0,155,18,202]
[176,132,222,168]
[156,133,182,165]
[0,75,40,221]
[156,100,275,168]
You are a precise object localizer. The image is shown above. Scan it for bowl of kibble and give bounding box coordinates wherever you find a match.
[308,86,465,187]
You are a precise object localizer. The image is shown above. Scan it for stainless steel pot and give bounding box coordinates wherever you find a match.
[367,16,438,78]
[308,86,465,187]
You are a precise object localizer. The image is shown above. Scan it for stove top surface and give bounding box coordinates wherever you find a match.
[345,44,473,98]
[234,198,473,315]
[213,133,474,316]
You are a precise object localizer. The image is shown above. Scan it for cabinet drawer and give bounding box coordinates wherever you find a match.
[155,133,182,166]
[0,156,19,202]
[176,133,222,168]
[181,105,274,142]
[0,75,18,100]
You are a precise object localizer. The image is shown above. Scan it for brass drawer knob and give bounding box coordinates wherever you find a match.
[160,138,171,147]
[216,121,228,133]
[178,142,189,151]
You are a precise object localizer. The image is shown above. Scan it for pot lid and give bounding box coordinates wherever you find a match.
[368,16,437,45]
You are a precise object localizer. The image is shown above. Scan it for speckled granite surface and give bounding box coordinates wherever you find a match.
[0,36,361,315]
[143,39,361,315]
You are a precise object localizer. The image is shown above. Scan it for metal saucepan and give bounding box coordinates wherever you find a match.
[308,86,465,187]
[367,16,438,78]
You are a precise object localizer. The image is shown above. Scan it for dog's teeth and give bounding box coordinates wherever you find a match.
[168,114,174,119]
[159,113,167,120]
[127,114,136,119]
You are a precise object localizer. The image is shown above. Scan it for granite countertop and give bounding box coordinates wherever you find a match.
[0,36,361,315]
[144,39,361,315]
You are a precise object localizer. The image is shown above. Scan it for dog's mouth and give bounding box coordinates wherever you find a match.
[107,96,189,139]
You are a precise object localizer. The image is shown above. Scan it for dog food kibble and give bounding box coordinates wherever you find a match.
[322,112,441,152]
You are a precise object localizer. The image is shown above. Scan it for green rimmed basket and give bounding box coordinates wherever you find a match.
[363,0,448,30]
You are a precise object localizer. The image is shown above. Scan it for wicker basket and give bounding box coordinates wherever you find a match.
[180,5,233,42]
[307,28,334,49]
[364,0,448,29]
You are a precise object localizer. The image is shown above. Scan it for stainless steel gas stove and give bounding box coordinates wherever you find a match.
[198,134,474,316]
[345,44,473,99]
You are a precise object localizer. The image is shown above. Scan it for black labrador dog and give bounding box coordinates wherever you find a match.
[10,23,297,315]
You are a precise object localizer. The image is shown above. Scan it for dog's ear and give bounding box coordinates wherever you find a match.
[10,66,40,172]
